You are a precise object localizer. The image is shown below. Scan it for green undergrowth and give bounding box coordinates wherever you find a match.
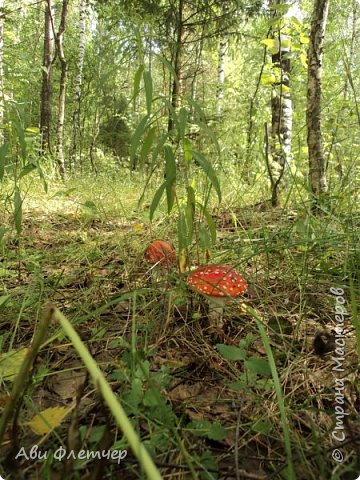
[0,173,359,480]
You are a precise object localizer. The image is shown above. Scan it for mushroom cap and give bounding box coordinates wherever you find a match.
[187,265,247,298]
[144,240,176,267]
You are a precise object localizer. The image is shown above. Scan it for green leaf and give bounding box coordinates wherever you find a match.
[150,132,168,169]
[261,38,278,49]
[53,188,77,197]
[198,225,211,250]
[281,38,291,49]
[300,53,307,68]
[143,70,153,115]
[197,121,220,153]
[19,163,37,179]
[140,127,156,168]
[0,348,28,382]
[177,211,188,251]
[185,186,195,245]
[155,54,178,84]
[191,151,221,203]
[13,121,26,160]
[122,378,143,410]
[133,64,144,109]
[166,184,176,215]
[183,138,193,165]
[261,73,277,85]
[88,425,107,443]
[202,206,216,243]
[130,115,149,167]
[149,181,166,221]
[25,127,40,134]
[164,145,176,214]
[228,380,247,390]
[300,35,309,45]
[187,420,226,441]
[14,188,23,234]
[143,388,161,407]
[252,419,273,434]
[186,97,206,122]
[135,27,144,59]
[177,107,188,140]
[0,295,11,309]
[138,133,168,207]
[0,226,6,243]
[245,356,271,376]
[164,145,176,181]
[216,344,247,361]
[37,162,48,193]
[269,3,291,13]
[83,200,98,213]
[280,84,290,94]
[199,451,218,477]
[290,16,302,27]
[0,143,9,181]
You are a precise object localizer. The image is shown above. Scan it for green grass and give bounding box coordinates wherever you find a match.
[0,171,359,479]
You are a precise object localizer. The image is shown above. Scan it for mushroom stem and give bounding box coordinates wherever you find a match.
[207,297,226,329]
[186,265,247,331]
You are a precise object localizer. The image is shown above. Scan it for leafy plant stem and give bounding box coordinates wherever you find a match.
[52,305,163,480]
[248,306,295,480]
[0,306,52,444]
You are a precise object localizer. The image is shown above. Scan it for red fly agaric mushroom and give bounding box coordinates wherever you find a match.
[144,240,176,281]
[186,265,247,328]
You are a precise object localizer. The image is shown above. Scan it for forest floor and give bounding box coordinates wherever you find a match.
[0,175,359,480]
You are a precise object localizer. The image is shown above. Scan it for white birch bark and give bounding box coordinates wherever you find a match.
[215,35,226,120]
[306,0,330,200]
[72,0,86,162]
[268,0,293,205]
[40,0,55,153]
[55,0,69,179]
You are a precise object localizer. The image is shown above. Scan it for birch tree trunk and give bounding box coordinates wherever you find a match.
[40,0,55,153]
[215,33,226,120]
[343,0,358,101]
[0,0,4,144]
[269,0,293,206]
[55,0,69,179]
[71,0,86,166]
[306,0,330,208]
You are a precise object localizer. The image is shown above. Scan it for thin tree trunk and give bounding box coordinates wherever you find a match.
[40,0,55,154]
[71,0,86,168]
[89,106,99,175]
[343,0,357,101]
[168,0,184,133]
[306,0,330,209]
[215,35,226,121]
[269,0,293,206]
[55,0,69,179]
[0,0,4,144]
[215,4,228,121]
